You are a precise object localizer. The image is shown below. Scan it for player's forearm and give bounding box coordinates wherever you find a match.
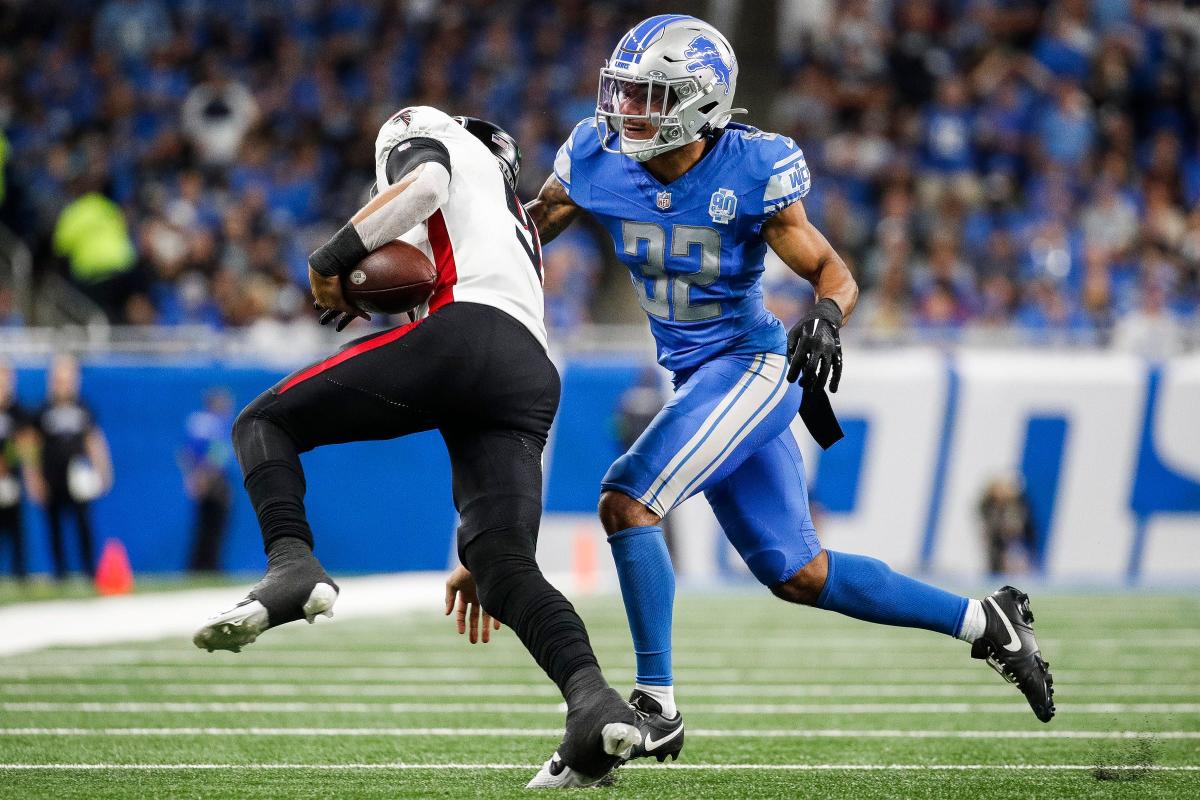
[311,163,449,278]
[809,252,859,324]
[86,430,114,489]
[763,203,858,324]
[524,173,580,245]
[524,198,575,244]
[351,162,449,250]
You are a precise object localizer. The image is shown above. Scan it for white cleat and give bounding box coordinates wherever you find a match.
[526,723,641,789]
[192,582,337,653]
[302,582,338,624]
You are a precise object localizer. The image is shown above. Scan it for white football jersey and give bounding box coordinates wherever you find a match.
[373,106,547,350]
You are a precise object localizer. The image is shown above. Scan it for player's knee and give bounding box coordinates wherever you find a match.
[770,549,829,606]
[598,490,660,536]
[231,398,269,459]
[460,524,536,574]
[232,392,299,470]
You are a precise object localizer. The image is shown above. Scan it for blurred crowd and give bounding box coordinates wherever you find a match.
[0,0,635,339]
[0,0,1197,353]
[762,0,1200,353]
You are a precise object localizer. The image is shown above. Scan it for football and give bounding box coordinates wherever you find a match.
[342,240,437,315]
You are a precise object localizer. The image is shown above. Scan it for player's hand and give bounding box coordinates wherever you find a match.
[444,564,500,644]
[787,298,843,393]
[309,267,371,332]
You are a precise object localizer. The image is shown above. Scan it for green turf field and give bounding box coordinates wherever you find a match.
[1,590,1197,798]
[0,575,243,607]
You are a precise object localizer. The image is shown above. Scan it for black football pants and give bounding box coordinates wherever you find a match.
[232,302,605,700]
[45,494,95,580]
[0,504,25,579]
[234,301,559,561]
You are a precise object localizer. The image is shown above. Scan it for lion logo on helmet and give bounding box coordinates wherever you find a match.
[683,34,732,95]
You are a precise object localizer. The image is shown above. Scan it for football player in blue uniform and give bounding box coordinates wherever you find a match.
[525,14,1055,772]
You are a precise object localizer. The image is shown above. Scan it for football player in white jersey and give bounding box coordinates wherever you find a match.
[194,107,640,787]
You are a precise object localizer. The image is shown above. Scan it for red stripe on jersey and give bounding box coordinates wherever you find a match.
[426,209,458,312]
[276,318,424,395]
[530,213,544,284]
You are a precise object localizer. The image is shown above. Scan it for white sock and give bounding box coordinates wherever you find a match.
[634,682,677,718]
[956,599,986,643]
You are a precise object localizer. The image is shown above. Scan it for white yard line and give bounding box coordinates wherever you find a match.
[8,652,1195,669]
[4,682,1195,698]
[174,628,1200,642]
[1,666,1190,683]
[98,634,1196,655]
[0,573,450,657]
[0,763,1197,772]
[1,727,1198,740]
[5,701,1200,714]
[8,636,1196,663]
[0,673,1185,689]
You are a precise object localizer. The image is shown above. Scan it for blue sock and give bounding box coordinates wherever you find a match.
[608,525,674,686]
[816,550,968,637]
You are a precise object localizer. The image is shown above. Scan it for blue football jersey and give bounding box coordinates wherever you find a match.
[554,119,811,374]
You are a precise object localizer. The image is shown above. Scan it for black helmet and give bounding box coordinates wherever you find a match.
[453,115,521,191]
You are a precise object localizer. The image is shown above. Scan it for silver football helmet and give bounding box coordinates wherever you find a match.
[596,15,744,162]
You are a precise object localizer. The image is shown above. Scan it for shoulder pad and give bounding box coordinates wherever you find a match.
[375,106,456,183]
[554,118,602,192]
[725,126,810,217]
[376,106,453,152]
[724,125,800,178]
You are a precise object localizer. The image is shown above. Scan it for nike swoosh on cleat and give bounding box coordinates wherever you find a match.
[644,724,684,751]
[986,596,1023,652]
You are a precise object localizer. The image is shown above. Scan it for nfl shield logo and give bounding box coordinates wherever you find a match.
[656,191,672,210]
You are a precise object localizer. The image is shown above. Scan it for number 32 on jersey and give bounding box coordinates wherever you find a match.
[621,222,721,322]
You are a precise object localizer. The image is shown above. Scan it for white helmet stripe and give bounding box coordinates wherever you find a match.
[616,14,693,66]
[597,16,742,162]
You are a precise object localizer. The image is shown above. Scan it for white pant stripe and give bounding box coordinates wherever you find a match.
[655,354,791,512]
[640,354,789,516]
[636,354,766,513]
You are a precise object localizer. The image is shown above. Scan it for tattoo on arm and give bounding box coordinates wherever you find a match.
[524,174,580,245]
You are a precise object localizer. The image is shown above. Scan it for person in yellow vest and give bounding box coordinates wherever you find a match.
[51,182,137,319]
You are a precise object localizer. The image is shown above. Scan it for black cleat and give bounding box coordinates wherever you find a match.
[193,542,339,653]
[624,689,685,763]
[972,586,1055,723]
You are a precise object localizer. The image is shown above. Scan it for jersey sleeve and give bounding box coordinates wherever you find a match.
[552,118,599,208]
[374,106,455,188]
[384,138,452,184]
[750,134,811,221]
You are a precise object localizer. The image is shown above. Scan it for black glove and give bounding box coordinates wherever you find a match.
[787,298,843,394]
[315,304,355,332]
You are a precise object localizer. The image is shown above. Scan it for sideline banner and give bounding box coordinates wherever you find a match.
[3,351,1196,584]
[543,350,1200,586]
